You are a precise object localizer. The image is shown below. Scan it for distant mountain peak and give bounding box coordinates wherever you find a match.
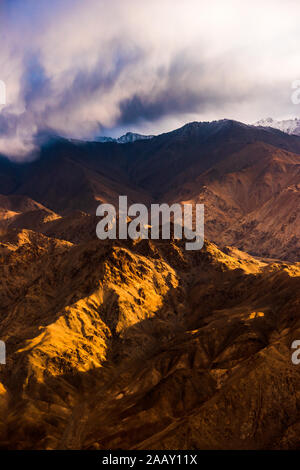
[117,132,155,143]
[96,131,154,144]
[254,117,300,135]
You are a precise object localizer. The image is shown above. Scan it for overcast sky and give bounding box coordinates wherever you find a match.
[1,0,300,159]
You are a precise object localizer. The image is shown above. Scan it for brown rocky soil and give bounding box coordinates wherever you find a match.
[0,210,299,449]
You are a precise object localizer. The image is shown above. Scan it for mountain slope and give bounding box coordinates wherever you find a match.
[166,141,300,260]
[0,220,299,449]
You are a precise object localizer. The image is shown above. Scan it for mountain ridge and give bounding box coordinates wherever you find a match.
[0,119,298,261]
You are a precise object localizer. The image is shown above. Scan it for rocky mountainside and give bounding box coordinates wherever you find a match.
[0,120,299,450]
[0,213,299,449]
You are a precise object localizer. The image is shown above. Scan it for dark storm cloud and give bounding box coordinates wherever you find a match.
[117,57,220,125]
[53,44,144,115]
[22,54,52,107]
[0,0,299,158]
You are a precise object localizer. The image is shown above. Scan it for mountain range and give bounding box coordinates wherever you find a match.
[0,119,299,449]
[1,119,299,260]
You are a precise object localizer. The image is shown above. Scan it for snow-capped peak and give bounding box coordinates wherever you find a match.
[96,132,154,144]
[116,132,154,143]
[254,117,300,135]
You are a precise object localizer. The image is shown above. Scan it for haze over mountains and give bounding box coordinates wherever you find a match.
[0,119,299,449]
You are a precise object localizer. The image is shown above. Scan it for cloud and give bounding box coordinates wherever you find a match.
[0,0,300,159]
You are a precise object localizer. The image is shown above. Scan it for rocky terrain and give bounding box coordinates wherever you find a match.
[0,120,299,449]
